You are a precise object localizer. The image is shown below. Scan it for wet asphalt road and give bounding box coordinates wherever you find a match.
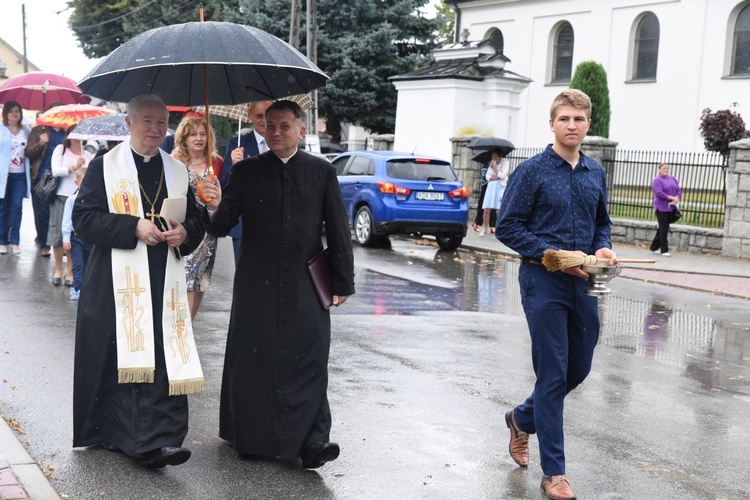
[1,220,750,499]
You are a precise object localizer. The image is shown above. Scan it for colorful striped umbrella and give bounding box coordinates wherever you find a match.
[36,104,115,128]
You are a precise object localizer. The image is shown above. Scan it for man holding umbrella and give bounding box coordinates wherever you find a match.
[72,94,206,468]
[200,100,355,469]
[221,99,274,264]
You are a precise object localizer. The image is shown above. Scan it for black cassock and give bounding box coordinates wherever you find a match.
[72,151,204,456]
[207,150,354,458]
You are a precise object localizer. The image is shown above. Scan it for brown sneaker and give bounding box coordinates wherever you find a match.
[504,409,529,467]
[541,475,576,500]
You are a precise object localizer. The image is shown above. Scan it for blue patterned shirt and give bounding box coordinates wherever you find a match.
[495,145,611,260]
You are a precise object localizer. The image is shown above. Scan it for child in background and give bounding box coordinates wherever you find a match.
[61,167,91,300]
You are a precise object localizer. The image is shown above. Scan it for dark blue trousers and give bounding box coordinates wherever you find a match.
[514,263,600,476]
[0,172,26,246]
[71,234,92,292]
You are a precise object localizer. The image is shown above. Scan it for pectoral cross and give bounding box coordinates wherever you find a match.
[145,207,159,223]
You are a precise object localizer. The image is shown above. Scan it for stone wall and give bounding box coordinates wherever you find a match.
[450,135,483,221]
[369,134,395,151]
[722,139,750,259]
[611,218,723,254]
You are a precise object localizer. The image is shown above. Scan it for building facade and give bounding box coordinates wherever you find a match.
[0,36,40,84]
[443,0,750,152]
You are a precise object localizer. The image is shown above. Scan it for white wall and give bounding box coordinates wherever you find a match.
[394,79,482,161]
[457,0,749,152]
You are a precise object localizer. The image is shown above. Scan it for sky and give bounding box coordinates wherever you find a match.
[4,0,103,83]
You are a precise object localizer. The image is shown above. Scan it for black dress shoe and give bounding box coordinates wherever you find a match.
[138,446,191,469]
[100,443,121,452]
[300,442,340,469]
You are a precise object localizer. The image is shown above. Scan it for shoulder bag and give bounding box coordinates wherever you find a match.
[34,169,61,204]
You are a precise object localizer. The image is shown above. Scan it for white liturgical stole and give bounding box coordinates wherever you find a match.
[103,140,204,396]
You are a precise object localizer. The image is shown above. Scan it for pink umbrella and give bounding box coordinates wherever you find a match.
[0,71,90,111]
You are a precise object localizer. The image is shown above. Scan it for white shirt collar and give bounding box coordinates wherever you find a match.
[253,130,267,153]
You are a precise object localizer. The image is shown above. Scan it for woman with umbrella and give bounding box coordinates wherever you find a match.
[49,125,94,286]
[479,148,510,237]
[0,101,31,254]
[170,115,224,320]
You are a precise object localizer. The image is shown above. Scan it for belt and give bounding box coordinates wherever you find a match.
[520,258,543,266]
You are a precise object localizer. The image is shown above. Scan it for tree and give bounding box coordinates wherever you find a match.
[68,0,225,58]
[69,0,441,143]
[227,0,441,142]
[569,61,611,138]
[435,1,456,45]
[699,105,747,156]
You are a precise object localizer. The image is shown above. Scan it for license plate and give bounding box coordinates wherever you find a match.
[416,191,444,201]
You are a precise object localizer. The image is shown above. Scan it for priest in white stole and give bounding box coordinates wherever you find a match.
[72,95,206,469]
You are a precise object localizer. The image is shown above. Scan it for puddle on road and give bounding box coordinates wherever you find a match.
[347,245,750,396]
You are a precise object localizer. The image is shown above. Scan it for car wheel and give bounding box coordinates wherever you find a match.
[436,234,463,251]
[354,206,378,247]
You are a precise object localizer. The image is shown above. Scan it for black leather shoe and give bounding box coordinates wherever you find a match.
[100,443,121,452]
[138,446,191,469]
[300,442,340,469]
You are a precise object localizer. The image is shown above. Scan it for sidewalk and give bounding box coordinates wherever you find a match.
[453,227,750,300]
[0,416,59,499]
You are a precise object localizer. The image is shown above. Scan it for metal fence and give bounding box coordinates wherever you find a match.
[604,149,727,228]
[502,147,727,228]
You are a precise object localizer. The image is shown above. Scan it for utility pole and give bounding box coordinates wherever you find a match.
[22,4,29,72]
[289,0,301,49]
[306,0,318,135]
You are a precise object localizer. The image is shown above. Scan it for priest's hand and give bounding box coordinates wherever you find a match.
[202,175,222,210]
[162,219,187,248]
[332,295,349,307]
[136,219,166,246]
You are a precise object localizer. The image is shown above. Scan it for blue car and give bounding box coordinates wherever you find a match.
[332,151,469,250]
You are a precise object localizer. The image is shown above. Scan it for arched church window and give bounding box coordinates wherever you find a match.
[633,13,660,80]
[552,22,574,83]
[732,4,750,75]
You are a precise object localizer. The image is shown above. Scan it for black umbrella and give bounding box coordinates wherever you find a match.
[467,137,515,160]
[77,21,328,106]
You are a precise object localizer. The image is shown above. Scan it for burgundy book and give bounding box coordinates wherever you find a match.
[307,248,333,310]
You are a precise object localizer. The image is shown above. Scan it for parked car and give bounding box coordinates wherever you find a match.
[332,150,469,250]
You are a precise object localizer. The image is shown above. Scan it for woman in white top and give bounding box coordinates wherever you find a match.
[479,148,510,237]
[0,101,31,255]
[48,125,93,286]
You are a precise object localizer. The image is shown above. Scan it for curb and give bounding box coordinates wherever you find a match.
[0,417,60,500]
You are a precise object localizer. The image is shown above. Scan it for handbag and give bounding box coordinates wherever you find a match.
[34,170,60,204]
[669,206,682,223]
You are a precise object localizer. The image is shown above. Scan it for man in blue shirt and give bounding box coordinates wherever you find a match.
[495,89,616,500]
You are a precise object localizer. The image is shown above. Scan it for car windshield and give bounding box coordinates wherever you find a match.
[386,159,458,181]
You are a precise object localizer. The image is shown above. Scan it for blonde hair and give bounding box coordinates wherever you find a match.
[171,116,216,165]
[550,89,592,120]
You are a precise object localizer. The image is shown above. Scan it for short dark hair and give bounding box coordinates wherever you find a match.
[266,99,306,126]
[2,100,22,126]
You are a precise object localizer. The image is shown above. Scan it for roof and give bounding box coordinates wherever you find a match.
[0,36,41,73]
[391,39,531,83]
[335,150,450,162]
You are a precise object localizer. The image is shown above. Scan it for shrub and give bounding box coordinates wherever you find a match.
[699,105,746,156]
[570,61,611,138]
